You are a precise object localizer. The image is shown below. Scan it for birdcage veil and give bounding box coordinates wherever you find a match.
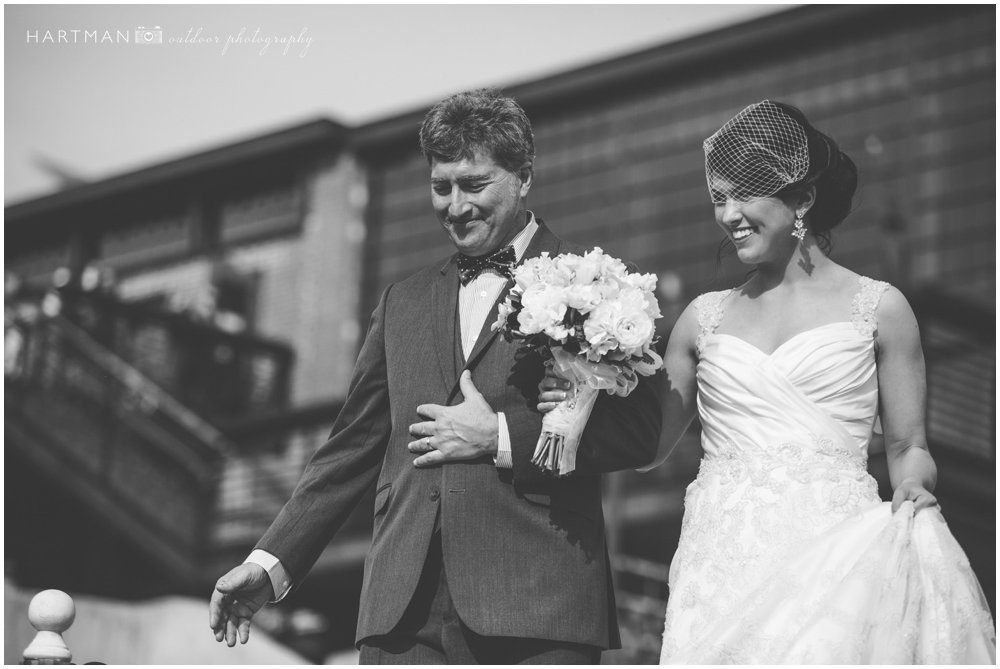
[703,100,810,203]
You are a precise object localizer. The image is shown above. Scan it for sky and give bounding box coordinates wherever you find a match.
[4,4,788,204]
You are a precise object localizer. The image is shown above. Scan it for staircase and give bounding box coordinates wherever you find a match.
[5,296,374,602]
[6,315,229,584]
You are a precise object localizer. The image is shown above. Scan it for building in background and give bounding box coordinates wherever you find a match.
[5,5,994,663]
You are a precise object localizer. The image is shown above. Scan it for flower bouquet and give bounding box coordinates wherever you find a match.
[492,247,663,476]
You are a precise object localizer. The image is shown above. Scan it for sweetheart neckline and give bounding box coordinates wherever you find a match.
[707,321,866,357]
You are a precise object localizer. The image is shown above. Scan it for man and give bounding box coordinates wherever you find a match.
[209,88,662,664]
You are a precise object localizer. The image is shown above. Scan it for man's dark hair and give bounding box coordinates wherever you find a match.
[419,88,535,174]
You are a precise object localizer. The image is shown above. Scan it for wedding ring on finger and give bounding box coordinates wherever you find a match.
[423,437,432,449]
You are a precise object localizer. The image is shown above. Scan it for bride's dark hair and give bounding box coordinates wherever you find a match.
[771,102,858,253]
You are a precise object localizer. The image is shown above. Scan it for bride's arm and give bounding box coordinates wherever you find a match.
[875,286,939,512]
[636,301,700,472]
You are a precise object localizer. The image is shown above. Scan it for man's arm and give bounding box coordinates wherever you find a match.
[244,549,292,602]
[568,367,663,475]
[210,285,394,645]
[504,358,663,483]
[255,285,394,583]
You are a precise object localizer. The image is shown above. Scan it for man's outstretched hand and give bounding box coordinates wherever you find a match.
[209,563,274,646]
[408,370,499,466]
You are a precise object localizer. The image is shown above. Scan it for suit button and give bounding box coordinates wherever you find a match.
[429,488,440,501]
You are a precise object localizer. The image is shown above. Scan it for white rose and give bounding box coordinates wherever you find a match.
[613,308,654,355]
[543,321,572,342]
[493,300,516,333]
[587,248,627,280]
[625,272,657,294]
[621,273,662,318]
[514,254,554,292]
[573,252,605,285]
[583,302,620,358]
[517,308,546,335]
[519,284,567,335]
[643,292,663,319]
[553,254,581,283]
[585,293,655,358]
[544,261,573,288]
[564,284,603,312]
[606,257,630,280]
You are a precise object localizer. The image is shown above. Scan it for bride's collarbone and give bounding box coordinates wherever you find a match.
[717,298,855,352]
[728,279,859,325]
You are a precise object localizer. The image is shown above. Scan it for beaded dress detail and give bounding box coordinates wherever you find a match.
[660,277,995,664]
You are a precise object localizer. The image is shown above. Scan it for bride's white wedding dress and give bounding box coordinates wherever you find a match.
[660,277,995,664]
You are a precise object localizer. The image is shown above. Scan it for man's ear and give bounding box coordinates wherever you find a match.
[518,165,533,197]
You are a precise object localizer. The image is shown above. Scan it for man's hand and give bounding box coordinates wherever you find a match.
[408,370,499,467]
[537,367,572,413]
[208,563,274,647]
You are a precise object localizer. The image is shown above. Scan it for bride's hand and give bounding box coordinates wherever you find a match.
[891,478,938,513]
[537,370,572,413]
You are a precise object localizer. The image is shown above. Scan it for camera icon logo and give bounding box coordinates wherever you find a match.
[134,26,163,44]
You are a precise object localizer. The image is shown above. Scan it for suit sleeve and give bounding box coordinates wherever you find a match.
[254,285,393,585]
[571,368,663,475]
[505,357,663,483]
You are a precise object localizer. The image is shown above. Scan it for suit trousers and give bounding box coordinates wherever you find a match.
[358,530,601,665]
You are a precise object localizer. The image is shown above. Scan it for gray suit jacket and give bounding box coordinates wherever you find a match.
[256,220,662,648]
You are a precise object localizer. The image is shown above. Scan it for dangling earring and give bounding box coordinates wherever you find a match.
[791,214,806,242]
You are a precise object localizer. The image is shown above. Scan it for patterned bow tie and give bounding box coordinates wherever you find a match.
[456,246,517,286]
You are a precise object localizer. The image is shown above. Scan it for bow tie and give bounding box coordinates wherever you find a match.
[457,246,517,286]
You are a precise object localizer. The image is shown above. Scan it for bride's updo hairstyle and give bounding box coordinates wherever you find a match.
[704,100,858,251]
[771,102,858,240]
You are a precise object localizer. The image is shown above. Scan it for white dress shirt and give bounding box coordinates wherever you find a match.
[247,214,540,602]
[459,214,537,468]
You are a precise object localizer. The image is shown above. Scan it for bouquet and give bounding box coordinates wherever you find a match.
[492,247,663,476]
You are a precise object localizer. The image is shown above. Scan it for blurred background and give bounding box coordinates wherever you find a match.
[5,4,994,664]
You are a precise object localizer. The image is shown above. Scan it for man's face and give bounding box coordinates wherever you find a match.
[430,151,531,257]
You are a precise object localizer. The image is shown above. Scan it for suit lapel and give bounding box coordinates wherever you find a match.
[431,257,461,393]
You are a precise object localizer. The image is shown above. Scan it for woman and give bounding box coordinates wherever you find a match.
[540,100,995,663]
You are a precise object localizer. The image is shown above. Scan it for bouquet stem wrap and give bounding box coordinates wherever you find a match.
[533,347,620,476]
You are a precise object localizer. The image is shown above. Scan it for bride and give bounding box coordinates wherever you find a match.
[541,100,995,663]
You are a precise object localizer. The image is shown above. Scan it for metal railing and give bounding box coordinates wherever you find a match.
[7,314,230,580]
[52,287,295,424]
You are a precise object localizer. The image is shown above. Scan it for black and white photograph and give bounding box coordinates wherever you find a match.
[5,3,995,664]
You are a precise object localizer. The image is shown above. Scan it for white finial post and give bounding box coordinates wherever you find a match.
[22,589,75,664]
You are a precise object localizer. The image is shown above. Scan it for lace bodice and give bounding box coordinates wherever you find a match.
[693,275,890,355]
[692,276,889,456]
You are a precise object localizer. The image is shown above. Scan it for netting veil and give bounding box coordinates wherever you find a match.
[704,100,810,203]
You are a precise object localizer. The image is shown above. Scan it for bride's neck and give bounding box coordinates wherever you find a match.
[754,239,831,289]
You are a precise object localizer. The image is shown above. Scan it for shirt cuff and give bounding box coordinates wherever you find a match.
[245,549,292,603]
[494,411,513,469]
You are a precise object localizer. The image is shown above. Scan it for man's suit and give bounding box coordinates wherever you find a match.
[256,220,662,649]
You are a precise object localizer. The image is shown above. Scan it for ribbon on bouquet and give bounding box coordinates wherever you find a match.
[533,347,622,476]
